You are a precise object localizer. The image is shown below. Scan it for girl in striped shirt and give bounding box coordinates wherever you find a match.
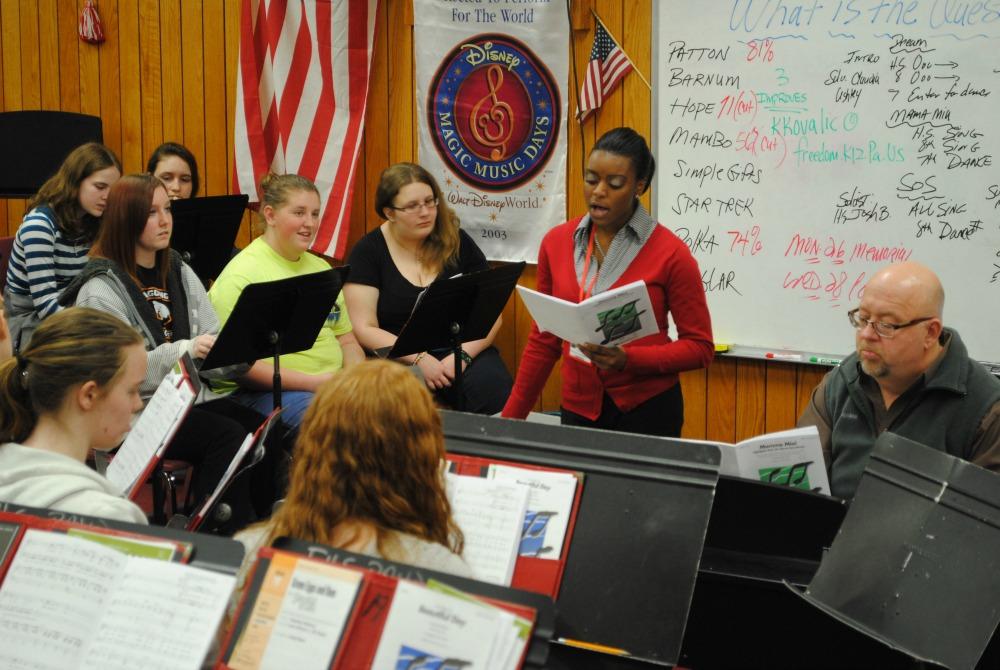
[3,142,121,351]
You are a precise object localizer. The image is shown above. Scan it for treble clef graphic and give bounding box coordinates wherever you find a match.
[469,64,514,160]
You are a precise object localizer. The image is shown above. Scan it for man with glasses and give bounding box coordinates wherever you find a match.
[798,261,1000,499]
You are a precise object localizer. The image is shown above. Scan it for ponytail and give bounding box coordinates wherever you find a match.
[0,308,142,444]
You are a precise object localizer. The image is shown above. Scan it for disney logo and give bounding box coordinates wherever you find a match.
[462,42,521,71]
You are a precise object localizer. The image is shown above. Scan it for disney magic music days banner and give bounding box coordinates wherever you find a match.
[415,0,568,263]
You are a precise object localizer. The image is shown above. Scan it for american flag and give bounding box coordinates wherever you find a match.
[578,21,633,122]
[233,0,379,259]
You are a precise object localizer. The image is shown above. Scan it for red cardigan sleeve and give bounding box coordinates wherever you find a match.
[501,232,565,419]
[620,233,714,374]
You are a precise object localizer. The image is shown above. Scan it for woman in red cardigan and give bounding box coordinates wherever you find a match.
[502,127,714,437]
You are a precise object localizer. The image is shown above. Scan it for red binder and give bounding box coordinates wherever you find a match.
[0,510,193,582]
[219,547,538,670]
[445,453,584,599]
[107,353,201,500]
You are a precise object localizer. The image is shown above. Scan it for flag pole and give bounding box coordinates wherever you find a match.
[590,8,652,91]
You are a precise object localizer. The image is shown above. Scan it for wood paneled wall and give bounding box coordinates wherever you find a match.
[0,0,826,440]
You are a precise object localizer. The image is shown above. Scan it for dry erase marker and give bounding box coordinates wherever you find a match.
[809,356,841,365]
[765,352,802,361]
[715,343,731,352]
[557,638,629,656]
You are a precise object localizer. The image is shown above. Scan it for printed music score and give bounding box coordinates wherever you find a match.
[0,529,234,670]
[445,473,529,586]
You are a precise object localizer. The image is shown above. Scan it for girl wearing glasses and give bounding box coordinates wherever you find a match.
[344,162,512,414]
[503,128,714,437]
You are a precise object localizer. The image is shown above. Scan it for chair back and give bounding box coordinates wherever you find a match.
[0,235,14,293]
[0,111,103,198]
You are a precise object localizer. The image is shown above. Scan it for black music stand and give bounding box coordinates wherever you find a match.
[788,432,1000,670]
[441,410,721,667]
[385,262,525,410]
[200,267,347,410]
[170,194,249,287]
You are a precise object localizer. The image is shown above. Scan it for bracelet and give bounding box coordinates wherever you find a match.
[459,349,473,365]
[412,352,426,366]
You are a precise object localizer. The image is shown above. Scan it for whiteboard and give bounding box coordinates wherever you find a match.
[652,2,1000,362]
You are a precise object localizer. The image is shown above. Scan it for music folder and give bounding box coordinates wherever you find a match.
[169,194,249,286]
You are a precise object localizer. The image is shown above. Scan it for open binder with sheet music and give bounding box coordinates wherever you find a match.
[0,510,236,670]
[444,456,584,597]
[218,546,539,670]
[105,353,201,499]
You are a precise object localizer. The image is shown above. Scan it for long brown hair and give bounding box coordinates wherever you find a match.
[29,142,122,240]
[90,173,170,286]
[374,163,461,271]
[0,307,142,443]
[261,360,463,557]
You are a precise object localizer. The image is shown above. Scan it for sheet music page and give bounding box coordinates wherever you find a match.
[228,552,363,670]
[106,373,195,495]
[487,465,578,560]
[79,557,236,670]
[446,473,528,586]
[369,580,510,670]
[426,579,531,670]
[0,530,125,670]
[516,280,658,347]
[734,426,831,496]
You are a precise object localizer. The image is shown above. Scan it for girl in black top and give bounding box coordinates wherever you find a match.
[344,163,511,414]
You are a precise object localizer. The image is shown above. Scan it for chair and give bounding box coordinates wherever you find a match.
[0,111,103,198]
[0,235,14,294]
[151,459,198,525]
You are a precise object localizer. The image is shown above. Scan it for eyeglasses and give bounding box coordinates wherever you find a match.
[389,196,438,214]
[847,308,934,338]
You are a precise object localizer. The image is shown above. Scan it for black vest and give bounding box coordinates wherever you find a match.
[825,329,1000,499]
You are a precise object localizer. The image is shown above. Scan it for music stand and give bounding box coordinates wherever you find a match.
[385,262,525,410]
[169,194,249,287]
[200,267,347,410]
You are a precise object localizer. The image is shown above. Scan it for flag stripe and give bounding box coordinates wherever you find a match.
[313,0,371,256]
[234,0,378,258]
